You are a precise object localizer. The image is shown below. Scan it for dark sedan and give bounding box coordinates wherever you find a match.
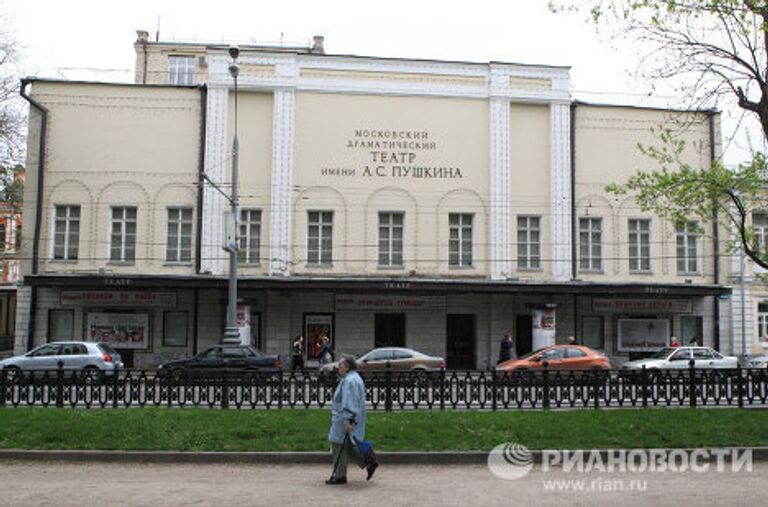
[157,345,281,382]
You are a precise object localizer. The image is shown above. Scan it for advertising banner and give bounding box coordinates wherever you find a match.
[532,305,556,351]
[87,312,149,349]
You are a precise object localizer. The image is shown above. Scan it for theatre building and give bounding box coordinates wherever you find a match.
[15,31,749,369]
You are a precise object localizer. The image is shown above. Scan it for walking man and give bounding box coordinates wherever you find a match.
[327,356,378,484]
[498,331,514,364]
[291,335,305,370]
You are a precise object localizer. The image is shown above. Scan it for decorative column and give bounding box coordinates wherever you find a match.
[550,102,572,281]
[489,96,511,280]
[201,86,229,275]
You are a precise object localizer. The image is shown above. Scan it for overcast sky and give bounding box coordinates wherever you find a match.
[4,0,759,165]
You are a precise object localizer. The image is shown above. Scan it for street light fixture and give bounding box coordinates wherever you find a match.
[222,45,241,343]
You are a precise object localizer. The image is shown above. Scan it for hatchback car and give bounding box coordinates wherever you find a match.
[620,346,738,373]
[319,347,445,374]
[157,345,281,382]
[0,341,124,382]
[496,345,611,374]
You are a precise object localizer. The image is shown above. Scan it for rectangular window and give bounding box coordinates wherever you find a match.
[238,209,262,265]
[378,212,404,267]
[758,303,768,341]
[628,219,651,272]
[53,205,80,260]
[579,217,602,271]
[168,56,195,85]
[110,206,137,262]
[449,213,473,267]
[163,311,189,347]
[0,223,5,253]
[517,215,541,269]
[676,220,699,274]
[166,207,193,262]
[307,211,333,265]
[753,212,768,254]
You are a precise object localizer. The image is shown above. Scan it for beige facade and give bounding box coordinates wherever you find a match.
[17,33,762,369]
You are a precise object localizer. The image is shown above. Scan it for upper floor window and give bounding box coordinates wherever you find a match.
[753,212,768,253]
[676,220,699,274]
[379,212,404,267]
[166,207,193,263]
[168,56,195,85]
[0,223,5,253]
[449,213,473,267]
[307,211,333,265]
[579,217,602,272]
[110,206,137,263]
[53,205,80,260]
[758,303,768,341]
[517,215,541,269]
[238,209,261,265]
[628,218,651,272]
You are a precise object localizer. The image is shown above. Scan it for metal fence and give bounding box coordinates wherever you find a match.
[1,363,767,410]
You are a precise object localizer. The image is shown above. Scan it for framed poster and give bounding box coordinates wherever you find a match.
[304,313,334,360]
[617,318,670,352]
[87,312,149,350]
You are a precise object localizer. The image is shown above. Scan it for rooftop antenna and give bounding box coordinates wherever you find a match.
[280,31,284,46]
[155,15,161,41]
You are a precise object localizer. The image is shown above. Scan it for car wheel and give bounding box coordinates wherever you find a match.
[82,366,102,385]
[3,366,21,384]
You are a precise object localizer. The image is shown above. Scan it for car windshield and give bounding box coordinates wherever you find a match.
[649,348,675,359]
[518,347,548,360]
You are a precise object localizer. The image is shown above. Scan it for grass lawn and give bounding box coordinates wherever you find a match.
[0,408,766,452]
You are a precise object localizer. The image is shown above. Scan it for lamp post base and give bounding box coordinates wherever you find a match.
[222,327,241,344]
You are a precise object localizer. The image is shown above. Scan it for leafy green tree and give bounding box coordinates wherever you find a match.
[551,0,768,267]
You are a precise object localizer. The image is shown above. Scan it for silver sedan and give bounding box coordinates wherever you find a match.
[620,346,738,373]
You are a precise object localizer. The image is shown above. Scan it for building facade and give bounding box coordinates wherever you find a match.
[16,31,756,369]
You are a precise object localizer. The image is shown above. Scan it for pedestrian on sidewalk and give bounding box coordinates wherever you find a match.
[497,331,514,364]
[291,335,305,370]
[326,356,378,484]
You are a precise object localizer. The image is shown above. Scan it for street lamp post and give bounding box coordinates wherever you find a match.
[223,45,241,343]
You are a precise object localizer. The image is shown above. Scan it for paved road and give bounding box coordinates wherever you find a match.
[0,461,763,506]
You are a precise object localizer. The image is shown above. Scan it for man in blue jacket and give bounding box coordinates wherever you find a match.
[327,355,377,484]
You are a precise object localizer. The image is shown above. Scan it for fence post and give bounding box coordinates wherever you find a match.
[221,374,230,410]
[641,365,648,408]
[385,361,393,412]
[112,365,120,409]
[56,361,64,408]
[542,361,550,410]
[688,359,696,409]
[737,364,744,408]
[278,370,284,409]
[439,367,445,411]
[593,368,600,410]
[0,367,5,408]
[491,367,498,412]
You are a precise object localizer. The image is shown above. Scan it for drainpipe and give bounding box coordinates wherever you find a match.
[195,85,207,274]
[708,111,721,351]
[570,102,577,280]
[20,79,48,351]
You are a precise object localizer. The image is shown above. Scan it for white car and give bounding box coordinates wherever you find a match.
[620,346,738,373]
[0,341,124,382]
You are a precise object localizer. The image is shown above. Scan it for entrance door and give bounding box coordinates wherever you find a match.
[446,314,475,369]
[375,314,406,348]
[681,315,703,346]
[515,315,533,357]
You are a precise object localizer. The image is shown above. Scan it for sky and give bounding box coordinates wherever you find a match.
[3,0,759,165]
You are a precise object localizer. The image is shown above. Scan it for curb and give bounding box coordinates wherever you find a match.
[1,448,767,465]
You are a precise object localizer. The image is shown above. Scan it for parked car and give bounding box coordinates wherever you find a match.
[496,345,611,375]
[739,354,768,369]
[0,341,124,382]
[620,346,738,374]
[319,347,445,374]
[157,345,281,382]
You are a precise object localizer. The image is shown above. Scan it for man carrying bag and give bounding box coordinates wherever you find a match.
[326,356,379,484]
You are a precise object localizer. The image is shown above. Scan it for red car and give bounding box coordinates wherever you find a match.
[496,344,611,374]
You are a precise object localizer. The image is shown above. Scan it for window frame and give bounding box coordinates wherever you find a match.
[238,208,262,265]
[675,220,700,275]
[168,55,196,85]
[307,210,333,266]
[378,211,404,268]
[578,217,603,272]
[165,207,193,264]
[448,213,474,268]
[517,215,541,270]
[628,218,652,273]
[109,206,137,264]
[52,204,81,261]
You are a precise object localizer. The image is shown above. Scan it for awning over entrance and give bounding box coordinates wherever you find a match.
[24,273,731,297]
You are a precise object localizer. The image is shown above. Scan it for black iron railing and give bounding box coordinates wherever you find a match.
[1,361,767,410]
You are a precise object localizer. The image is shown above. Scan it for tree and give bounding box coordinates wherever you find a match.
[550,0,768,268]
[0,9,23,217]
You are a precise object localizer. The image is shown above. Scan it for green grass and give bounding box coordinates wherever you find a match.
[0,408,766,451]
